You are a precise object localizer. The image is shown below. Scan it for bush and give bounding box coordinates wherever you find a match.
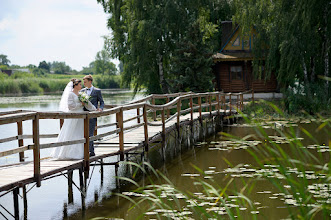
[94,75,121,89]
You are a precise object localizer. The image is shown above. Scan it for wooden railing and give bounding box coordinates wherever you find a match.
[0,90,254,187]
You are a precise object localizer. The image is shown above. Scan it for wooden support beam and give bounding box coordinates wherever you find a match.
[137,108,140,123]
[176,98,181,131]
[143,105,149,151]
[13,187,19,220]
[83,115,90,172]
[33,114,41,187]
[198,96,202,123]
[161,108,165,150]
[152,98,156,121]
[117,108,124,161]
[209,95,212,115]
[17,121,24,162]
[68,170,73,204]
[229,94,232,114]
[60,119,64,129]
[166,97,170,118]
[94,120,97,136]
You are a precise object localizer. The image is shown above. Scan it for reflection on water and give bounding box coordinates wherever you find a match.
[0,90,145,220]
[69,120,330,220]
[0,92,330,219]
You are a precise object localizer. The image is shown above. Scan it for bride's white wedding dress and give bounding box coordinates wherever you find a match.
[51,84,96,160]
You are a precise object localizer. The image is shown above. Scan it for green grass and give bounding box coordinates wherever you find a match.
[0,72,121,95]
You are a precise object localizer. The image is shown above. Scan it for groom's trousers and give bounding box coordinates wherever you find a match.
[89,118,97,154]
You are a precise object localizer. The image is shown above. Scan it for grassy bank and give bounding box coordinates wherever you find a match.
[0,72,121,95]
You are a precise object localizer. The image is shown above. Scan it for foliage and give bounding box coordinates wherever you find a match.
[169,21,215,92]
[233,0,331,113]
[38,61,50,72]
[49,61,71,74]
[95,49,117,75]
[113,109,330,219]
[0,54,10,66]
[0,73,121,95]
[81,61,96,75]
[98,0,233,94]
[94,75,121,89]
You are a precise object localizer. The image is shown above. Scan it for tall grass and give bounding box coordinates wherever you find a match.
[109,102,330,219]
[0,72,121,95]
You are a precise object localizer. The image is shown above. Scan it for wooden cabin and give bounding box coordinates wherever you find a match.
[213,21,278,93]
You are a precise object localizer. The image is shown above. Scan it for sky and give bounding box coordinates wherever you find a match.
[0,0,116,71]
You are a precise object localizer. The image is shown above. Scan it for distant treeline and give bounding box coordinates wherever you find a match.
[0,72,121,95]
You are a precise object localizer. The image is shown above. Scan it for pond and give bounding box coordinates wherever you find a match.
[0,92,330,219]
[68,118,330,219]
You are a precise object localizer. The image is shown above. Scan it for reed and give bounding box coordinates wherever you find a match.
[109,104,330,219]
[0,73,121,94]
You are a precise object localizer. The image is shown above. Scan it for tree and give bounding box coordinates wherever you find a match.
[50,61,71,74]
[38,61,50,72]
[0,54,11,66]
[233,0,331,113]
[95,50,117,75]
[98,0,232,94]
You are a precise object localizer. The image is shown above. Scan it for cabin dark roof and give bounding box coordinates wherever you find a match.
[221,21,238,51]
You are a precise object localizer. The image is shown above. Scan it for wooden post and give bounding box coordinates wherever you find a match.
[117,108,124,161]
[137,108,140,123]
[222,95,226,112]
[152,97,156,121]
[83,115,90,172]
[190,96,193,122]
[252,89,254,104]
[23,185,27,219]
[100,159,104,186]
[166,97,170,118]
[17,121,24,162]
[216,93,220,117]
[176,98,181,132]
[240,93,244,111]
[143,105,149,151]
[209,95,212,116]
[237,94,239,110]
[33,114,41,187]
[68,170,74,204]
[198,96,202,124]
[60,119,64,129]
[79,168,86,210]
[13,187,19,220]
[229,93,232,114]
[161,107,166,150]
[94,120,97,136]
[205,95,209,112]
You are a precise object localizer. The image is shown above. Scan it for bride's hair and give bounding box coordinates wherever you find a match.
[71,78,81,88]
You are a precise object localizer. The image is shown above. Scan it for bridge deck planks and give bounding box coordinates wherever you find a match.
[0,110,234,192]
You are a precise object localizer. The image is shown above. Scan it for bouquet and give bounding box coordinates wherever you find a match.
[78,92,91,104]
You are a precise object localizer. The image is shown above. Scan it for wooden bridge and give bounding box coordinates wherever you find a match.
[0,91,253,219]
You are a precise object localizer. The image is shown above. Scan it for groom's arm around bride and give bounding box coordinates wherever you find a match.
[82,74,104,156]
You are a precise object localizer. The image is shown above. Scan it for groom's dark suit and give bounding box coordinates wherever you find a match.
[81,87,104,156]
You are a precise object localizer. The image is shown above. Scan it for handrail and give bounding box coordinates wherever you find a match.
[0,90,253,188]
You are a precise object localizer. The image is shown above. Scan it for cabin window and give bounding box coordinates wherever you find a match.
[230,66,243,80]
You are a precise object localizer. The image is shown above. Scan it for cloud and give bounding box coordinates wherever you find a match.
[0,0,115,71]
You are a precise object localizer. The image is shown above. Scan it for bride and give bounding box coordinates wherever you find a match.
[51,79,96,160]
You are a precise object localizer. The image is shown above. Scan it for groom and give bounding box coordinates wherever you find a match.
[81,75,104,157]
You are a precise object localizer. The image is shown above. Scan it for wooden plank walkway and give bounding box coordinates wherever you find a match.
[0,110,234,192]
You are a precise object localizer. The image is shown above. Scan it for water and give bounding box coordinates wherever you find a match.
[0,92,330,219]
[0,90,145,219]
[67,119,330,219]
